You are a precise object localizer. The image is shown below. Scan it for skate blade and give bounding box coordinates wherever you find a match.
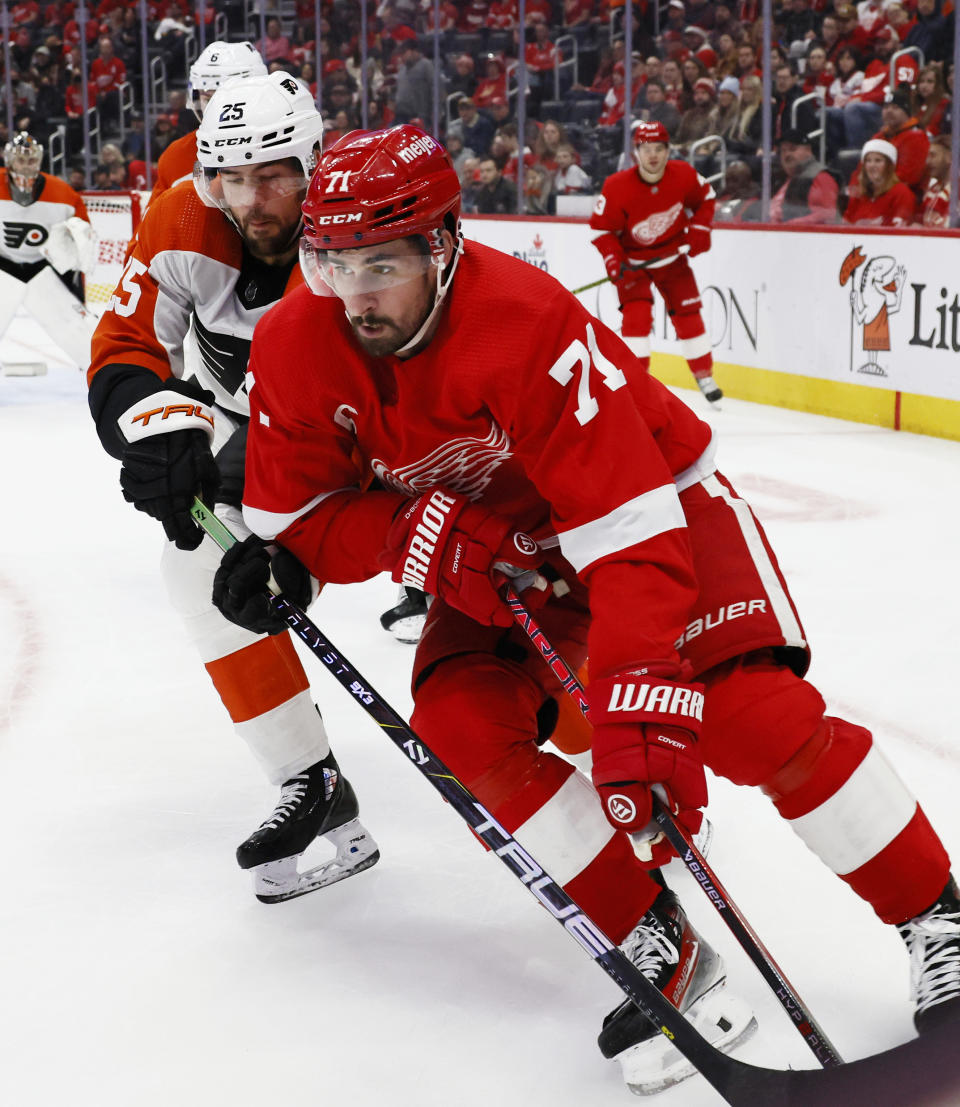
[251,818,381,904]
[386,613,426,643]
[616,989,757,1096]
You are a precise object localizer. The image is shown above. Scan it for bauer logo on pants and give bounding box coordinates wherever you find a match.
[606,793,637,824]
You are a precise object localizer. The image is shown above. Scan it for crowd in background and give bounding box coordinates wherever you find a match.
[0,0,954,226]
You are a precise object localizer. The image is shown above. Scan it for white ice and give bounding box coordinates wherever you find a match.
[2,355,959,1107]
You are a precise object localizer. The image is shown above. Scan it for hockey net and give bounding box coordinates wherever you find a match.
[81,190,150,315]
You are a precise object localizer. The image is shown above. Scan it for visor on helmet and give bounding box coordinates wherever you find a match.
[194,161,311,216]
[299,240,438,298]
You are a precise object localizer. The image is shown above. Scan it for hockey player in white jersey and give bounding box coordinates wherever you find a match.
[0,132,99,371]
[87,72,379,902]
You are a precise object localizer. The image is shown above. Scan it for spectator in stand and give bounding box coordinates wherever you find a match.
[91,162,111,189]
[448,54,477,101]
[802,44,832,98]
[773,61,817,143]
[258,17,291,65]
[67,165,86,192]
[598,61,626,126]
[553,142,593,193]
[522,162,553,215]
[90,34,126,127]
[735,42,761,83]
[769,127,839,223]
[474,53,508,110]
[820,12,844,66]
[524,0,553,24]
[827,25,909,153]
[153,3,193,72]
[563,0,595,27]
[828,47,865,109]
[394,40,434,125]
[525,21,558,112]
[639,78,681,137]
[903,0,950,66]
[832,4,871,58]
[446,131,475,178]
[916,134,951,227]
[661,0,689,59]
[872,87,931,191]
[661,57,685,109]
[424,0,458,31]
[532,119,568,172]
[884,3,916,40]
[844,138,916,224]
[492,122,534,180]
[674,76,719,156]
[487,0,518,29]
[123,112,146,164]
[783,0,821,46]
[474,155,517,213]
[453,97,495,159]
[714,159,761,222]
[151,112,175,155]
[914,65,950,137]
[459,0,490,33]
[714,75,741,140]
[488,97,513,129]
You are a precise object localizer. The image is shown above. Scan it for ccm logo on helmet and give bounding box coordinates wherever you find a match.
[215,136,252,146]
[315,212,363,225]
[397,135,437,164]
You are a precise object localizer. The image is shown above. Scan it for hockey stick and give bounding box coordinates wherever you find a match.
[190,499,960,1106]
[571,245,692,295]
[501,583,844,1069]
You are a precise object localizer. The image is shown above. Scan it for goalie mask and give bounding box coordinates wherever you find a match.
[194,71,323,245]
[188,40,268,121]
[300,125,463,354]
[4,132,43,206]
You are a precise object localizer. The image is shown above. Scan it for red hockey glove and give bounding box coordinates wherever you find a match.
[593,231,628,283]
[378,490,542,627]
[590,665,707,862]
[685,224,712,258]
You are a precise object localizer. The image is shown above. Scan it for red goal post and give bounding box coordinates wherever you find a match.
[81,190,151,314]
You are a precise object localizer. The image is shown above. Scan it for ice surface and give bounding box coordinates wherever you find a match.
[2,363,959,1107]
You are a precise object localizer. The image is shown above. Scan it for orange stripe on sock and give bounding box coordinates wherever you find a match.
[205,634,310,723]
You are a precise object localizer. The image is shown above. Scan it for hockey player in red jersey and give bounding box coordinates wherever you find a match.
[213,125,960,1094]
[148,40,267,204]
[590,120,723,407]
[0,131,99,371]
[87,73,379,903]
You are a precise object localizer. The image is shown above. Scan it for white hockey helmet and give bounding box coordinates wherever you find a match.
[188,40,268,121]
[194,72,323,237]
[4,131,43,206]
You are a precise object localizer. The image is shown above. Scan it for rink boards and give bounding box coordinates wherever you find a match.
[463,215,960,442]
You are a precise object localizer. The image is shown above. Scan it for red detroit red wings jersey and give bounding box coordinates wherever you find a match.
[243,240,717,677]
[590,160,715,264]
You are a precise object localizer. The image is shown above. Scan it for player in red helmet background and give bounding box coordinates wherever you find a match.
[590,120,723,407]
[213,124,960,1095]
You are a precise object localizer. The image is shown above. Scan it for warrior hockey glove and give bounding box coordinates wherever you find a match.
[378,489,542,628]
[685,224,711,258]
[213,534,317,636]
[117,376,219,551]
[590,664,707,862]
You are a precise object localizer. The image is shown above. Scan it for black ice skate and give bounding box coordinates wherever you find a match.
[898,875,960,1034]
[379,585,428,643]
[598,887,756,1095]
[696,375,723,407]
[237,751,380,903]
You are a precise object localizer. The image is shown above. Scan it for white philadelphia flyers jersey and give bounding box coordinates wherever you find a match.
[88,180,303,416]
[0,169,88,270]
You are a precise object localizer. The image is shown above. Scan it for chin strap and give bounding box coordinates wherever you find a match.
[394,230,464,357]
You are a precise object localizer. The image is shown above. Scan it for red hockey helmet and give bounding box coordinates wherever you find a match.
[301,125,461,257]
[633,120,670,147]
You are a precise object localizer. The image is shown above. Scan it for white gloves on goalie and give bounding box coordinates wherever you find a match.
[39,216,98,276]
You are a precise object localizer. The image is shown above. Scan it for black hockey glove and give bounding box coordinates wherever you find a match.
[212,534,315,636]
[117,377,219,551]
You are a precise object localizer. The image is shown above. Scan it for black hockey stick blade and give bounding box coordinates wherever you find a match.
[192,503,960,1105]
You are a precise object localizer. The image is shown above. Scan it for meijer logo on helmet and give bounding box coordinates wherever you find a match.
[397,135,437,164]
